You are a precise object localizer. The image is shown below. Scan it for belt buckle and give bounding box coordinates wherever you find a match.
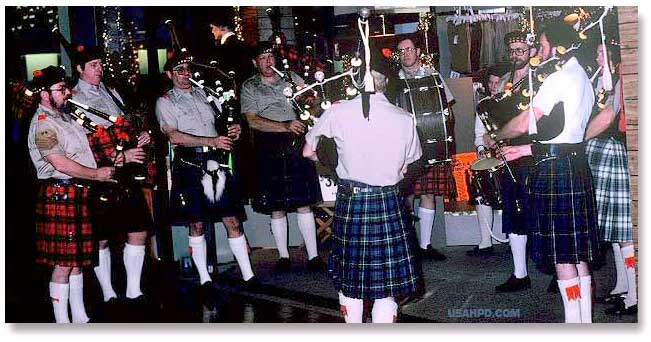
[352,186,361,194]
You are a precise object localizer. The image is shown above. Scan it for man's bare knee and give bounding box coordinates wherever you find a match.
[189,222,204,236]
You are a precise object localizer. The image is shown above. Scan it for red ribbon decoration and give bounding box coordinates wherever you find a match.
[625,256,636,269]
[565,284,581,301]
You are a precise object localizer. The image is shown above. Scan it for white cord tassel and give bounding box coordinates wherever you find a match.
[201,160,226,204]
[358,18,374,93]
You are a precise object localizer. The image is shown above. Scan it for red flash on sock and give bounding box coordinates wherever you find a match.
[625,256,636,268]
[188,247,193,255]
[565,284,581,301]
[51,297,60,303]
[340,305,348,316]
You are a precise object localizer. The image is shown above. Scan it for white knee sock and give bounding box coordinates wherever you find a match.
[68,274,89,323]
[270,217,290,259]
[189,235,212,285]
[579,275,592,323]
[124,243,145,299]
[558,277,582,323]
[476,204,493,249]
[297,212,319,260]
[621,245,638,308]
[610,243,628,294]
[372,297,398,323]
[94,248,117,302]
[49,282,70,324]
[339,292,363,323]
[417,207,435,249]
[509,233,528,278]
[228,235,255,281]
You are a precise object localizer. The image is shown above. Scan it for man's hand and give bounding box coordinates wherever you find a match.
[482,133,498,148]
[499,145,532,162]
[124,147,146,164]
[211,136,233,151]
[95,166,116,182]
[228,124,242,141]
[137,131,151,147]
[286,120,306,135]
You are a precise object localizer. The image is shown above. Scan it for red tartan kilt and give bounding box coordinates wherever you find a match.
[35,182,96,267]
[411,163,457,198]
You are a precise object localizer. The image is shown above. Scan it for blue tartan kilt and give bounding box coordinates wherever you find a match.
[329,179,424,300]
[170,152,246,225]
[527,154,600,266]
[500,158,535,235]
[251,131,322,214]
[585,137,633,242]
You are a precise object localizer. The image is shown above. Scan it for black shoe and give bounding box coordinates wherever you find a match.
[547,275,559,293]
[241,276,262,291]
[596,292,627,304]
[306,256,326,272]
[199,281,216,308]
[605,301,637,316]
[420,245,447,261]
[465,246,495,257]
[495,274,531,293]
[275,257,291,273]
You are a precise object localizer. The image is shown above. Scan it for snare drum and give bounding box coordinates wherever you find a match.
[470,157,506,209]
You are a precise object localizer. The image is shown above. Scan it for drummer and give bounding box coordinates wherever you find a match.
[467,64,510,258]
[393,38,455,261]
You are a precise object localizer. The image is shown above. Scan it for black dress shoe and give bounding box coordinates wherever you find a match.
[466,246,495,257]
[275,257,291,273]
[547,275,559,293]
[495,274,531,293]
[199,281,216,308]
[605,301,637,316]
[306,256,326,272]
[241,276,262,291]
[596,292,627,304]
[420,245,447,261]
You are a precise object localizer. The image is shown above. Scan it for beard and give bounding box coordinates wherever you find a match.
[512,58,528,71]
[50,95,70,113]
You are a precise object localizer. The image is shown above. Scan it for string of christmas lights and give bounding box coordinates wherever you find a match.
[233,6,244,41]
[98,6,140,87]
[9,6,58,33]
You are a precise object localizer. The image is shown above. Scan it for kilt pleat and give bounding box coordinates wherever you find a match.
[411,162,457,197]
[585,137,633,242]
[35,182,96,267]
[527,155,600,266]
[329,180,423,300]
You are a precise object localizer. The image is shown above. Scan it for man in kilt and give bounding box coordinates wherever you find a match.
[478,32,542,293]
[585,39,637,315]
[493,21,600,323]
[70,43,152,304]
[303,60,424,323]
[27,66,116,323]
[241,41,325,273]
[392,38,456,261]
[155,55,259,293]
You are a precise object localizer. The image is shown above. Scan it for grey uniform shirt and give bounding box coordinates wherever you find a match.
[398,65,455,103]
[28,104,97,179]
[72,79,125,128]
[305,93,422,186]
[240,72,305,122]
[155,86,221,140]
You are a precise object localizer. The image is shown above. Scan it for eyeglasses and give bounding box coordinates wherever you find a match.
[173,66,192,74]
[49,85,69,93]
[509,48,531,57]
[398,47,417,55]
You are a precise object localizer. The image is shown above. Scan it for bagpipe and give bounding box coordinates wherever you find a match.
[66,99,152,186]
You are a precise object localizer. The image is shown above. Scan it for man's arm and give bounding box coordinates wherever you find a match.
[302,141,318,162]
[585,105,616,140]
[244,112,304,133]
[162,125,232,150]
[46,154,114,182]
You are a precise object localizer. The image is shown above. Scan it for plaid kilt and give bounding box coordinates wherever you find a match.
[500,158,535,235]
[170,151,246,224]
[251,131,322,214]
[527,154,600,266]
[410,162,457,197]
[329,179,424,300]
[586,137,633,242]
[35,181,96,267]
